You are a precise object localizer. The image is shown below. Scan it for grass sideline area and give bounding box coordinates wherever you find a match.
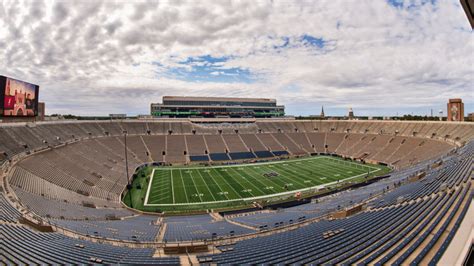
[123,156,391,213]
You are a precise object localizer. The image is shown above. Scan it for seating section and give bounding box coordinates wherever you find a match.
[272,150,289,156]
[141,135,165,162]
[228,152,256,160]
[185,135,208,155]
[13,188,133,220]
[51,215,160,242]
[190,155,210,161]
[2,223,179,265]
[164,215,255,241]
[209,153,231,161]
[165,135,186,163]
[0,120,472,264]
[202,184,471,264]
[254,151,274,158]
[199,143,473,264]
[0,193,22,223]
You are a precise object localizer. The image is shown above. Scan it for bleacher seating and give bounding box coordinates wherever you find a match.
[0,192,22,223]
[164,214,255,241]
[0,120,472,264]
[189,155,210,161]
[51,215,160,242]
[254,150,274,158]
[228,152,256,160]
[2,223,179,264]
[272,150,289,156]
[209,153,231,161]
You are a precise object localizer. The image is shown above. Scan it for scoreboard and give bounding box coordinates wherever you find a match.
[0,76,40,117]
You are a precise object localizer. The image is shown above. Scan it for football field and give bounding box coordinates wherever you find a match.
[143,156,387,207]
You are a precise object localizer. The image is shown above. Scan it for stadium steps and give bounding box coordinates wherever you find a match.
[390,183,470,265]
[155,222,167,242]
[269,134,288,154]
[372,184,467,264]
[224,217,259,231]
[333,134,348,153]
[183,135,190,163]
[385,138,408,164]
[284,133,309,154]
[253,133,272,151]
[419,182,473,264]
[202,135,211,157]
[303,132,316,153]
[139,135,154,162]
[220,135,231,154]
[179,254,201,265]
[209,212,224,221]
[237,134,251,152]
[345,194,446,265]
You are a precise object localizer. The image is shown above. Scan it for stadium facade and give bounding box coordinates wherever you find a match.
[150,96,285,118]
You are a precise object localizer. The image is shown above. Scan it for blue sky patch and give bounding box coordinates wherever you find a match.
[300,35,326,49]
[163,55,257,83]
[387,0,437,9]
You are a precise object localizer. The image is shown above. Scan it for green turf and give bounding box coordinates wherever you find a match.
[123,156,391,213]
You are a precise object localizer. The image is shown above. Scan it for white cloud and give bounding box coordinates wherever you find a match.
[0,0,472,116]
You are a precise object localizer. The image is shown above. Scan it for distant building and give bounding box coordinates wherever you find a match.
[150,96,285,118]
[447,98,464,121]
[320,106,325,118]
[109,114,126,119]
[348,107,355,120]
[468,113,474,122]
[37,102,45,121]
[137,115,153,119]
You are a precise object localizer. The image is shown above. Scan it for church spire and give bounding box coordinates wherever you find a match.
[320,105,325,118]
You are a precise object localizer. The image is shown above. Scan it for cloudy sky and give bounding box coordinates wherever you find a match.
[0,0,472,116]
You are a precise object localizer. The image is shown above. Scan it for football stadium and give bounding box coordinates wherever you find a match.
[1,1,473,265]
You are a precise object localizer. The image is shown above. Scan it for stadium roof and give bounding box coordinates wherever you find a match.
[162,96,277,103]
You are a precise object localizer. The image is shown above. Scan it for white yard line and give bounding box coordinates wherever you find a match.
[188,171,204,202]
[196,170,218,201]
[178,170,190,203]
[206,170,231,200]
[210,168,244,200]
[143,168,155,206]
[170,170,175,204]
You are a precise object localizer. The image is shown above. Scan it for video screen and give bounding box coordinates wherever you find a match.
[0,76,39,117]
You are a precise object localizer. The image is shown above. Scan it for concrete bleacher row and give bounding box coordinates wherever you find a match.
[12,188,134,220]
[0,120,471,162]
[12,131,457,168]
[163,214,256,242]
[0,192,22,223]
[50,215,161,242]
[0,120,472,265]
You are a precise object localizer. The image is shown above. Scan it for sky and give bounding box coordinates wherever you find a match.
[0,0,472,117]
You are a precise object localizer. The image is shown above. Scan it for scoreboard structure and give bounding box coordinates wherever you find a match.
[447,98,464,122]
[0,75,40,117]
